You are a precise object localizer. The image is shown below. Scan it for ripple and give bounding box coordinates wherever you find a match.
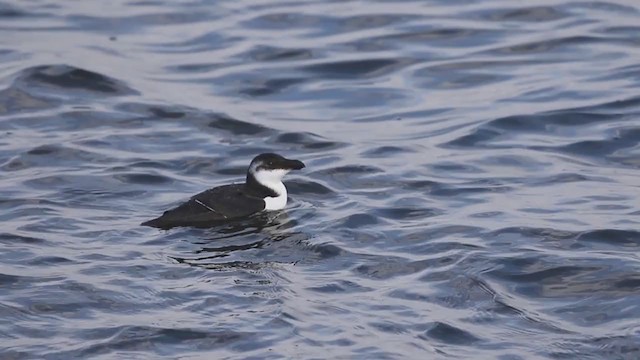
[339,213,380,228]
[421,322,482,345]
[0,273,22,286]
[272,131,345,151]
[55,326,253,358]
[479,6,568,22]
[552,127,640,160]
[0,87,55,114]
[286,179,335,196]
[353,256,439,280]
[239,77,305,97]
[307,280,373,294]
[207,114,272,136]
[0,232,47,245]
[375,207,442,221]
[245,45,313,62]
[577,229,640,247]
[17,64,137,96]
[302,58,415,79]
[486,35,610,56]
[361,145,413,157]
[113,173,174,185]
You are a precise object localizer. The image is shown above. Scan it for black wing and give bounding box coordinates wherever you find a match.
[141,184,265,229]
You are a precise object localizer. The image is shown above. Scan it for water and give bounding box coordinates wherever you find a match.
[1,0,640,358]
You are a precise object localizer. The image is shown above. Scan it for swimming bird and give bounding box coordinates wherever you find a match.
[142,153,305,229]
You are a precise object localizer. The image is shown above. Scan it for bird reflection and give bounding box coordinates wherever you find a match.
[169,210,310,270]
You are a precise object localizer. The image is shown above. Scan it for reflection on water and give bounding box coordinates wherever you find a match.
[169,212,315,270]
[1,0,640,358]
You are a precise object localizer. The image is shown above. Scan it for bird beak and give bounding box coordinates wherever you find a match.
[285,158,305,170]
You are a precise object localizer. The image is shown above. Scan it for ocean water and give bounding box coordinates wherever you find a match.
[1,0,640,359]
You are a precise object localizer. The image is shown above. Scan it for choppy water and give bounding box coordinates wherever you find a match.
[1,0,640,359]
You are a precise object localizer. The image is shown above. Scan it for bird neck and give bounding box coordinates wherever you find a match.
[246,171,282,198]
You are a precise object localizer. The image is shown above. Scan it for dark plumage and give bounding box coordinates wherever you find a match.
[142,153,305,230]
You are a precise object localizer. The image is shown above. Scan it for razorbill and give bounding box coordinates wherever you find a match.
[142,153,305,229]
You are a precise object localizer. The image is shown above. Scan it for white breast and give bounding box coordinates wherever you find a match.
[252,169,290,211]
[263,181,287,210]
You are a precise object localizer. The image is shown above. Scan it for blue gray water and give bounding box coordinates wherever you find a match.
[1,0,640,359]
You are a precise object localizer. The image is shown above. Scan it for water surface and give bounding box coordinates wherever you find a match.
[1,0,640,359]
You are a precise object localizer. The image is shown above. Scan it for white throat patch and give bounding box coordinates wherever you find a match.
[252,168,289,211]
